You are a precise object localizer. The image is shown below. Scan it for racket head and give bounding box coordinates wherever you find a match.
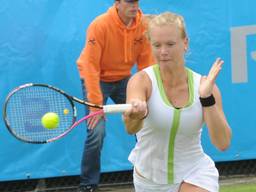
[3,83,76,144]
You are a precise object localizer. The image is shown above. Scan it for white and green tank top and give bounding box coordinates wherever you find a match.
[128,65,215,184]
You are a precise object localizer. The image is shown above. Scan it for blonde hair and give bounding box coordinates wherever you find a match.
[143,14,156,23]
[141,14,156,30]
[147,12,187,40]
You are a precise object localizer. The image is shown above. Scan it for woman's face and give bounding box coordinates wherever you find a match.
[150,24,188,67]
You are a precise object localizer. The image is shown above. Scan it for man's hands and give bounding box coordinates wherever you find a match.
[87,109,104,130]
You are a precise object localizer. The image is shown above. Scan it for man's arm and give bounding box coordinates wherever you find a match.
[76,21,104,108]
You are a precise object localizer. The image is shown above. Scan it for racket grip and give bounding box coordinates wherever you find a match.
[103,104,132,113]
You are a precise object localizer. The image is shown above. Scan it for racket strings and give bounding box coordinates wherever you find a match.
[5,86,75,142]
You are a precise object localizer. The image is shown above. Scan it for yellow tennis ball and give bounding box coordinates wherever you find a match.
[63,109,69,115]
[41,112,59,129]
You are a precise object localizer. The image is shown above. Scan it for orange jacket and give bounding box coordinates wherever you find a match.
[77,5,155,107]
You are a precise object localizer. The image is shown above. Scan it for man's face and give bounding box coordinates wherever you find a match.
[116,0,139,19]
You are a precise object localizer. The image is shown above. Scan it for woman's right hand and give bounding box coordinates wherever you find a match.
[123,99,148,120]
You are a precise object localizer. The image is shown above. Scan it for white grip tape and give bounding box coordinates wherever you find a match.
[103,104,132,113]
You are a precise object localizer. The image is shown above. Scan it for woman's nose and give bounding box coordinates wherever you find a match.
[159,47,168,55]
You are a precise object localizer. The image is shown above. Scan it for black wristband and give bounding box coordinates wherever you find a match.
[199,94,216,107]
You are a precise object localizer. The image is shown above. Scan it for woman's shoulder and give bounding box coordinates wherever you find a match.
[131,70,150,82]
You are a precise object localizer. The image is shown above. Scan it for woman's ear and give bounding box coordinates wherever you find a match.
[184,37,189,52]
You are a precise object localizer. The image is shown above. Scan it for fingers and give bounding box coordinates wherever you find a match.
[87,113,103,130]
[131,100,147,118]
[124,99,147,120]
[199,58,224,97]
[208,58,224,82]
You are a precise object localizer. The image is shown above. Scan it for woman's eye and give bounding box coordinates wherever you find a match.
[153,44,160,48]
[167,43,175,46]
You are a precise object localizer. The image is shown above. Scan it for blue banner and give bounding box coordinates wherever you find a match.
[0,0,255,181]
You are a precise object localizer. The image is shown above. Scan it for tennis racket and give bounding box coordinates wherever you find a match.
[3,83,131,144]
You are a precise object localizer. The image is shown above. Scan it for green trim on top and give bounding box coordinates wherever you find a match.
[167,109,180,183]
[185,68,194,107]
[153,65,194,108]
[152,64,195,184]
[153,65,171,106]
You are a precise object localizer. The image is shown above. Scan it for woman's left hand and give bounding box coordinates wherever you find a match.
[199,58,224,97]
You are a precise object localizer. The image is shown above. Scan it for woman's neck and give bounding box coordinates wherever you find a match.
[159,64,187,87]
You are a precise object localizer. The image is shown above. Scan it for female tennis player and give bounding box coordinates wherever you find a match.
[123,12,232,192]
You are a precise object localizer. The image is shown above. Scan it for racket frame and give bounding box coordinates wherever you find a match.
[3,83,130,144]
[3,83,79,143]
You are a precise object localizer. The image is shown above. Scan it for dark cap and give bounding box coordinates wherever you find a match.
[124,0,139,2]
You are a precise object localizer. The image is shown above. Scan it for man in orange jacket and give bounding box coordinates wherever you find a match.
[76,0,155,191]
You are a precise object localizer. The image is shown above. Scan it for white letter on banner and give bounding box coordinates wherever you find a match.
[230,25,256,83]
